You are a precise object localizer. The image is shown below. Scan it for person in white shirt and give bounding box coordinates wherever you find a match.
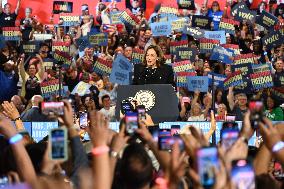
[99,94,116,121]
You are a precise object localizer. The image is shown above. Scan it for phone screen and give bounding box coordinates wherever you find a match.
[273,161,284,180]
[50,129,67,161]
[41,102,64,116]
[182,97,190,104]
[137,107,146,120]
[171,125,180,136]
[221,129,239,150]
[222,122,239,130]
[148,126,159,142]
[231,160,255,189]
[121,101,132,115]
[158,136,184,151]
[197,147,218,187]
[249,101,264,129]
[79,112,88,129]
[125,112,138,135]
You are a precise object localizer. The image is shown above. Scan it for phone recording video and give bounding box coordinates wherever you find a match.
[197,147,219,188]
[121,100,133,115]
[125,112,138,136]
[273,161,284,181]
[49,128,68,161]
[249,101,264,129]
[148,125,159,142]
[137,105,146,120]
[221,128,239,151]
[171,125,180,136]
[222,122,239,130]
[158,136,184,151]
[79,112,88,129]
[231,159,255,189]
[40,102,64,116]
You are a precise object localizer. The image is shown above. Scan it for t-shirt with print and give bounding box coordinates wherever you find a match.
[208,10,223,31]
[0,12,17,27]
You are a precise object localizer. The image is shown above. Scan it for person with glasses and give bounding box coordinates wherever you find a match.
[227,87,248,121]
[205,0,223,30]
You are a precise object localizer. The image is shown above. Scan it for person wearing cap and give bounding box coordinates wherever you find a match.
[0,0,21,27]
[0,60,19,102]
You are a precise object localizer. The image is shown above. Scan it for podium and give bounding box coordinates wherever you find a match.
[115,84,179,123]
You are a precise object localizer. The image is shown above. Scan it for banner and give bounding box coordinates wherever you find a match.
[53,50,72,66]
[199,38,220,54]
[52,41,70,52]
[218,18,240,35]
[88,32,108,46]
[32,122,58,142]
[210,46,235,64]
[172,60,192,73]
[252,63,271,73]
[223,70,244,89]
[131,48,144,64]
[250,71,273,90]
[169,40,188,54]
[53,1,73,14]
[150,21,172,36]
[171,17,189,32]
[233,53,256,65]
[231,2,256,22]
[177,0,195,10]
[159,6,179,15]
[59,14,80,26]
[40,79,63,99]
[204,30,226,44]
[187,76,209,92]
[208,72,226,88]
[158,13,179,22]
[221,44,240,55]
[93,58,112,76]
[119,9,140,27]
[191,15,212,29]
[175,47,197,62]
[75,36,89,52]
[71,81,91,96]
[43,58,54,71]
[21,41,39,54]
[2,27,20,41]
[262,30,284,50]
[256,10,278,30]
[231,63,253,93]
[183,26,205,39]
[110,54,133,85]
[176,71,196,87]
[110,11,122,24]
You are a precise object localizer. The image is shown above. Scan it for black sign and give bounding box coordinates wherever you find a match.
[183,25,205,39]
[20,41,39,54]
[115,84,179,123]
[177,0,195,10]
[191,15,212,29]
[175,47,197,62]
[256,10,278,30]
[53,1,73,14]
[262,30,284,50]
[231,2,256,22]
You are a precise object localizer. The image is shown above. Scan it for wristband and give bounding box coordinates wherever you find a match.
[155,177,168,189]
[272,141,284,153]
[9,134,23,145]
[13,117,21,122]
[92,145,110,156]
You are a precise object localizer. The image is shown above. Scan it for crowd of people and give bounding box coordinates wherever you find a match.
[0,0,284,188]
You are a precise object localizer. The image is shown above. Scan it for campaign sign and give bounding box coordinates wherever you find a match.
[59,14,80,26]
[256,10,278,30]
[231,63,254,93]
[131,48,144,64]
[53,1,73,14]
[221,44,241,55]
[93,58,112,76]
[231,2,256,22]
[110,11,122,24]
[71,81,91,96]
[208,72,226,87]
[176,71,196,87]
[53,50,72,66]
[119,9,140,27]
[0,35,5,48]
[158,13,179,22]
[199,38,220,54]
[223,70,244,89]
[159,6,179,15]
[88,32,108,46]
[40,79,63,99]
[233,53,256,65]
[262,30,284,50]
[210,46,235,64]
[218,18,240,35]
[172,60,192,73]
[171,17,189,32]
[75,36,90,52]
[204,30,226,44]
[175,47,197,62]
[21,41,39,54]
[177,0,195,10]
[250,71,274,90]
[252,63,271,73]
[164,54,172,65]
[150,21,172,37]
[170,40,188,54]
[191,15,212,29]
[183,26,205,39]
[187,76,209,92]
[32,122,58,142]
[110,54,133,85]
[2,27,20,41]
[52,41,70,53]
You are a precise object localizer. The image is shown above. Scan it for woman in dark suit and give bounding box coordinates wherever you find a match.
[133,45,174,85]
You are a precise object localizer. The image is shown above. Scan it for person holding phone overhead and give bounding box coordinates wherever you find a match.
[133,45,174,86]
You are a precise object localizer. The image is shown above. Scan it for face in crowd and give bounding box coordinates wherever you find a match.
[237,94,247,107]
[145,48,158,68]
[25,8,32,18]
[124,47,133,59]
[28,64,37,77]
[4,3,11,14]
[275,60,284,72]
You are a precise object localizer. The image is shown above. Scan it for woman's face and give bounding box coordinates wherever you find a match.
[28,64,37,76]
[192,104,201,116]
[212,2,219,12]
[146,48,158,67]
[267,97,274,109]
[63,35,72,43]
[217,91,222,103]
[217,104,226,115]
[85,97,91,104]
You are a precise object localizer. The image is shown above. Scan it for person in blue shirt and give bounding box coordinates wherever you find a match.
[206,1,223,31]
[0,60,19,102]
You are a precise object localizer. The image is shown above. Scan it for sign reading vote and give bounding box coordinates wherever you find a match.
[150,21,172,36]
[32,122,58,142]
[183,26,205,39]
[204,30,226,44]
[256,10,278,30]
[53,1,73,14]
[231,2,256,22]
[262,30,284,50]
[210,46,234,64]
[187,76,209,92]
[110,54,133,85]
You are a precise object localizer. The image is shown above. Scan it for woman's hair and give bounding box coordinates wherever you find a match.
[142,45,165,67]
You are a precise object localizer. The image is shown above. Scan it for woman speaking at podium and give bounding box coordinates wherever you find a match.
[133,45,174,85]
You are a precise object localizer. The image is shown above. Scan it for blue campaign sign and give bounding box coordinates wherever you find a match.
[88,32,108,46]
[110,54,133,85]
[210,46,235,64]
[31,122,59,142]
[204,30,226,44]
[12,122,32,136]
[0,35,6,49]
[208,72,226,88]
[150,21,172,37]
[187,76,209,92]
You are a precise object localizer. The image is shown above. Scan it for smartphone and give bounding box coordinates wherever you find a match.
[49,128,68,161]
[159,129,171,137]
[273,161,284,181]
[222,122,239,130]
[231,159,255,189]
[182,97,191,105]
[158,136,184,151]
[0,176,9,187]
[171,125,180,136]
[221,128,239,151]
[148,125,159,142]
[249,101,264,129]
[40,102,64,116]
[196,147,219,188]
[121,100,133,115]
[79,112,88,129]
[125,112,138,136]
[137,105,146,120]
